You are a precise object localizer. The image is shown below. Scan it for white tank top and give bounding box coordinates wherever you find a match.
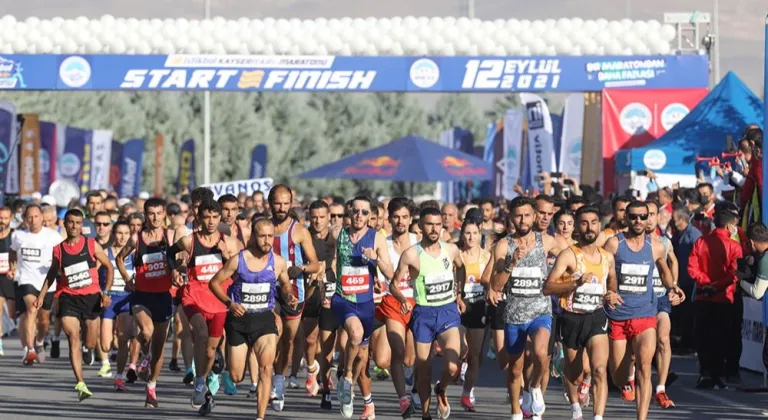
[376,233,418,300]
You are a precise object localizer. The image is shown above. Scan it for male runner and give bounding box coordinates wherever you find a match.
[169,199,242,415]
[596,196,631,246]
[391,206,464,420]
[0,207,13,356]
[209,218,297,420]
[331,195,393,419]
[93,210,114,375]
[268,184,320,411]
[219,194,249,245]
[82,191,103,238]
[37,209,113,401]
[374,197,421,417]
[603,201,684,420]
[100,220,135,392]
[490,196,558,420]
[11,204,63,364]
[116,198,178,408]
[544,206,614,420]
[646,200,679,408]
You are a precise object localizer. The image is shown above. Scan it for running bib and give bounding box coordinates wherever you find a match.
[21,247,42,263]
[509,267,543,297]
[463,275,485,303]
[619,263,649,294]
[397,278,413,299]
[111,269,130,292]
[0,252,9,274]
[573,282,605,313]
[142,252,169,278]
[424,271,454,303]
[193,254,223,282]
[652,268,665,297]
[241,282,270,313]
[323,281,336,301]
[64,261,93,290]
[340,266,370,295]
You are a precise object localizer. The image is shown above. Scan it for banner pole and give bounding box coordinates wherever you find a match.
[202,0,212,186]
[762,15,768,225]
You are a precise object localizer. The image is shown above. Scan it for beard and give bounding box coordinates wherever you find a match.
[580,231,598,245]
[515,224,531,236]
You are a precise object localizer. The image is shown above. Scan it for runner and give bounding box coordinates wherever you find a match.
[0,207,13,356]
[489,196,559,420]
[391,206,464,420]
[268,184,320,411]
[116,198,178,408]
[331,195,393,419]
[36,209,113,401]
[375,197,421,417]
[457,215,491,413]
[82,191,103,238]
[596,196,631,247]
[603,200,684,420]
[100,220,135,392]
[219,194,249,245]
[169,199,242,415]
[209,217,297,420]
[646,200,679,409]
[543,206,614,420]
[11,204,63,365]
[93,210,114,376]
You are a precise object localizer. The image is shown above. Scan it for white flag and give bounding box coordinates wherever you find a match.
[89,129,113,189]
[560,94,585,183]
[520,93,557,188]
[501,109,524,199]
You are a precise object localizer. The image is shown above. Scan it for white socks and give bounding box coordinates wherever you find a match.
[656,384,665,394]
[571,403,583,420]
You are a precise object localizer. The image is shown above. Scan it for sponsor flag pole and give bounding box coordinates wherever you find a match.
[154,133,164,197]
[203,0,212,185]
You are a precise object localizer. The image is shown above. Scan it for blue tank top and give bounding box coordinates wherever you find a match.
[607,233,656,321]
[229,250,277,313]
[334,227,378,304]
[273,219,305,302]
[100,247,133,294]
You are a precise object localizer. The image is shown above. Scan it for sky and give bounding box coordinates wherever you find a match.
[1,0,765,94]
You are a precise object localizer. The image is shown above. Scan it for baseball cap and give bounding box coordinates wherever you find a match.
[138,191,150,200]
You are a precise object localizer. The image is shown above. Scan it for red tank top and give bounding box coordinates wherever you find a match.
[134,229,172,293]
[54,236,101,296]
[182,233,228,313]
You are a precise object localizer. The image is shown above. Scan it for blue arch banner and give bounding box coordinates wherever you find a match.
[0,54,709,92]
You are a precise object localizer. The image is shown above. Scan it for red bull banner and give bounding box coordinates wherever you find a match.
[345,156,401,176]
[601,88,707,192]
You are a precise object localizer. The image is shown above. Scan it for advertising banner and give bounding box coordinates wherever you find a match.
[501,109,524,199]
[740,297,765,373]
[38,121,56,195]
[19,114,40,196]
[177,138,195,193]
[601,88,708,191]
[436,128,474,203]
[0,54,710,92]
[120,139,144,198]
[559,94,585,183]
[204,178,274,200]
[521,93,557,189]
[89,129,112,190]
[109,140,122,193]
[0,103,16,200]
[249,144,268,179]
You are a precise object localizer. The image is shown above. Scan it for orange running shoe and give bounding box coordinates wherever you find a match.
[359,402,375,419]
[114,378,126,392]
[621,380,636,402]
[655,391,675,409]
[460,395,476,412]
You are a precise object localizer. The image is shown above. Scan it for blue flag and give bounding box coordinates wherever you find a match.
[249,144,268,179]
[109,140,123,193]
[58,126,90,188]
[0,102,14,203]
[38,121,56,195]
[177,139,195,193]
[120,139,144,198]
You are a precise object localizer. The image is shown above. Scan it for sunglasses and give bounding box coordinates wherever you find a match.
[352,209,370,216]
[330,213,344,219]
[96,222,111,227]
[628,213,649,221]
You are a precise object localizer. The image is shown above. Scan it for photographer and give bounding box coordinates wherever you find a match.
[739,223,768,380]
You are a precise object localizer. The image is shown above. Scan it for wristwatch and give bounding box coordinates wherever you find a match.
[224,299,232,308]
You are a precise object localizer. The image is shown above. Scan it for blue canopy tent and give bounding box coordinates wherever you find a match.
[298,135,492,182]
[615,72,764,175]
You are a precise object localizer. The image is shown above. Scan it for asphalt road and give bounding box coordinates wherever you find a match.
[1,337,767,420]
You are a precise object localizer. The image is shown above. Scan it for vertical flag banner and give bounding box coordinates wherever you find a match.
[177,138,195,193]
[560,93,586,183]
[0,102,15,201]
[89,129,112,190]
[79,129,93,195]
[38,121,56,195]
[5,115,20,195]
[249,144,268,179]
[57,126,88,188]
[154,133,164,197]
[120,139,145,198]
[109,140,123,193]
[551,113,564,169]
[19,114,40,197]
[436,129,454,203]
[478,120,499,198]
[581,93,603,189]
[492,119,505,197]
[520,93,557,188]
[601,88,707,192]
[501,109,524,199]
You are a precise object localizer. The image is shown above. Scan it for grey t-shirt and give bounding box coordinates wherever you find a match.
[503,232,552,324]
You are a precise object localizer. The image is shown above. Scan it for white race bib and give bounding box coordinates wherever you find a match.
[241,282,270,313]
[64,260,92,290]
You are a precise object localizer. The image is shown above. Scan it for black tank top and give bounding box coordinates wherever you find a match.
[187,233,225,283]
[0,229,12,281]
[311,232,336,284]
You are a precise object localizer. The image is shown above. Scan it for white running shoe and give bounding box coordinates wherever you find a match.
[288,375,300,389]
[531,387,546,416]
[272,375,285,411]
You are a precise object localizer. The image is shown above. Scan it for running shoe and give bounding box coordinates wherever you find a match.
[621,380,636,402]
[50,340,60,359]
[114,378,126,392]
[338,377,353,405]
[530,387,546,416]
[82,347,95,366]
[360,403,375,419]
[460,395,475,412]
[247,384,258,400]
[570,405,583,420]
[98,363,112,378]
[399,395,414,418]
[183,368,195,386]
[145,385,158,408]
[521,391,533,418]
[34,343,45,363]
[198,391,215,416]
[0,339,5,356]
[321,390,332,410]
[655,391,675,409]
[341,392,355,419]
[551,346,565,378]
[169,358,181,372]
[434,382,450,419]
[411,388,422,410]
[714,377,728,390]
[126,366,138,384]
[75,382,92,402]
[212,348,224,374]
[192,383,208,408]
[22,348,36,366]
[577,381,591,408]
[306,371,320,397]
[207,373,220,396]
[288,375,300,389]
[696,376,715,389]
[374,366,390,380]
[222,371,237,396]
[138,355,152,382]
[272,375,285,412]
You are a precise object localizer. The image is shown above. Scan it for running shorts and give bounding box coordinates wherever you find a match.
[505,314,552,355]
[486,299,507,330]
[319,307,338,332]
[0,278,14,300]
[131,291,174,323]
[375,294,412,327]
[277,294,305,321]
[58,292,101,321]
[657,294,672,314]
[608,316,657,341]
[410,303,461,344]
[461,300,487,329]
[558,310,608,350]
[331,294,374,345]
[302,286,322,319]
[183,304,226,338]
[226,311,277,347]
[102,292,132,320]
[15,284,53,314]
